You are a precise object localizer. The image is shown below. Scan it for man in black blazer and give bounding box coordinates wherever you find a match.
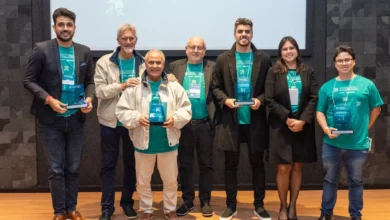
[23,8,94,220]
[212,18,272,220]
[168,36,216,218]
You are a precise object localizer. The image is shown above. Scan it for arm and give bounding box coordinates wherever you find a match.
[255,56,272,105]
[369,107,381,128]
[211,57,229,108]
[265,68,291,122]
[171,83,192,129]
[94,58,123,99]
[115,88,142,129]
[84,48,95,100]
[23,45,50,104]
[299,69,319,124]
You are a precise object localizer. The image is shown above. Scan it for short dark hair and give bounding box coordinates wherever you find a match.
[52,8,76,24]
[234,18,253,32]
[333,45,355,61]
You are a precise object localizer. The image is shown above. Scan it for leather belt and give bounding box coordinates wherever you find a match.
[190,117,209,125]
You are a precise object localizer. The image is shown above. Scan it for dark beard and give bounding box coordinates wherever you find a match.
[56,32,73,42]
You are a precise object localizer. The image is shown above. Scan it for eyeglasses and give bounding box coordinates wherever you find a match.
[187,46,205,51]
[335,58,353,64]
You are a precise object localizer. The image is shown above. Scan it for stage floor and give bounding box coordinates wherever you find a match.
[1,190,388,219]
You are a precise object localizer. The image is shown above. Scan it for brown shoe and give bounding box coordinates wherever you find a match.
[67,211,85,220]
[139,212,154,220]
[52,214,66,220]
[165,211,179,220]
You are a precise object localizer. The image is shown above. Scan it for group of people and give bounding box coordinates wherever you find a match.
[23,8,383,220]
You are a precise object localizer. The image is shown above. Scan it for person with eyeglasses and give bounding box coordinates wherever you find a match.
[212,18,272,220]
[94,24,143,220]
[265,36,319,220]
[167,36,218,218]
[316,45,383,220]
[116,49,192,220]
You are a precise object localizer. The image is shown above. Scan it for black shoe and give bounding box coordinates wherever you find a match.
[351,217,362,220]
[318,213,332,220]
[254,206,271,220]
[219,207,237,220]
[201,203,213,217]
[99,211,113,220]
[176,203,194,216]
[123,205,138,219]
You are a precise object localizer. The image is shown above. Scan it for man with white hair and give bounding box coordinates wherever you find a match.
[94,23,144,220]
[116,49,192,220]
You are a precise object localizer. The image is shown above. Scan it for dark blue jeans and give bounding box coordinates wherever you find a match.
[38,114,85,215]
[100,124,136,215]
[321,143,368,218]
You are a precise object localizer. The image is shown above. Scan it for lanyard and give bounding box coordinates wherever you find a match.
[237,53,252,79]
[331,76,355,107]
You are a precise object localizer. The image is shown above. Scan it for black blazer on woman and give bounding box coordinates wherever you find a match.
[265,65,318,164]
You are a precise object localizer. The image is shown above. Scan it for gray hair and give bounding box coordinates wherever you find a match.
[117,24,137,39]
[145,49,165,63]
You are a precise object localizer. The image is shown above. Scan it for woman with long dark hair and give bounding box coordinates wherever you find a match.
[265,36,319,220]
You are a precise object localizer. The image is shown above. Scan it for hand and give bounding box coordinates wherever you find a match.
[289,120,306,132]
[48,98,67,114]
[167,73,178,82]
[121,78,140,90]
[250,98,261,110]
[286,118,295,127]
[81,97,93,114]
[139,115,150,127]
[125,78,140,87]
[224,99,239,109]
[324,127,340,139]
[163,116,174,128]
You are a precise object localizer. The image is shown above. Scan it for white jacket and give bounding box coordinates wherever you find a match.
[94,48,145,128]
[115,72,192,150]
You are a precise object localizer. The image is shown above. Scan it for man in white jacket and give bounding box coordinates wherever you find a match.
[116,49,192,220]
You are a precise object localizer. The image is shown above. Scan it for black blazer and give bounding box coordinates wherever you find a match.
[212,43,272,152]
[167,59,218,124]
[23,39,95,125]
[265,65,318,163]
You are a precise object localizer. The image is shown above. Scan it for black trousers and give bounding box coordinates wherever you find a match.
[178,121,214,206]
[100,125,136,215]
[225,124,266,210]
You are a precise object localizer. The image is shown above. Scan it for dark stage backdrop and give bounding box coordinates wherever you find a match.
[0,0,389,191]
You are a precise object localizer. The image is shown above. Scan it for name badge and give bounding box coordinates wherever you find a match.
[289,88,299,105]
[188,83,201,99]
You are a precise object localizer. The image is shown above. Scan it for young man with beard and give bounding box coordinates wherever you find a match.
[168,36,216,217]
[94,24,143,220]
[24,8,94,220]
[212,18,272,220]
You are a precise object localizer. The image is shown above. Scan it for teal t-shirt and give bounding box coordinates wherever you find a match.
[287,70,302,113]
[316,75,383,150]
[183,63,208,120]
[57,45,78,117]
[117,57,136,127]
[134,80,178,154]
[235,52,253,124]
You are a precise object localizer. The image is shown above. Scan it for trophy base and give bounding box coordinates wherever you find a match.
[66,103,88,109]
[234,101,254,106]
[331,130,353,134]
[150,121,164,126]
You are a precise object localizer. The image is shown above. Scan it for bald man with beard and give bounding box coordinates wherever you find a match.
[168,36,217,218]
